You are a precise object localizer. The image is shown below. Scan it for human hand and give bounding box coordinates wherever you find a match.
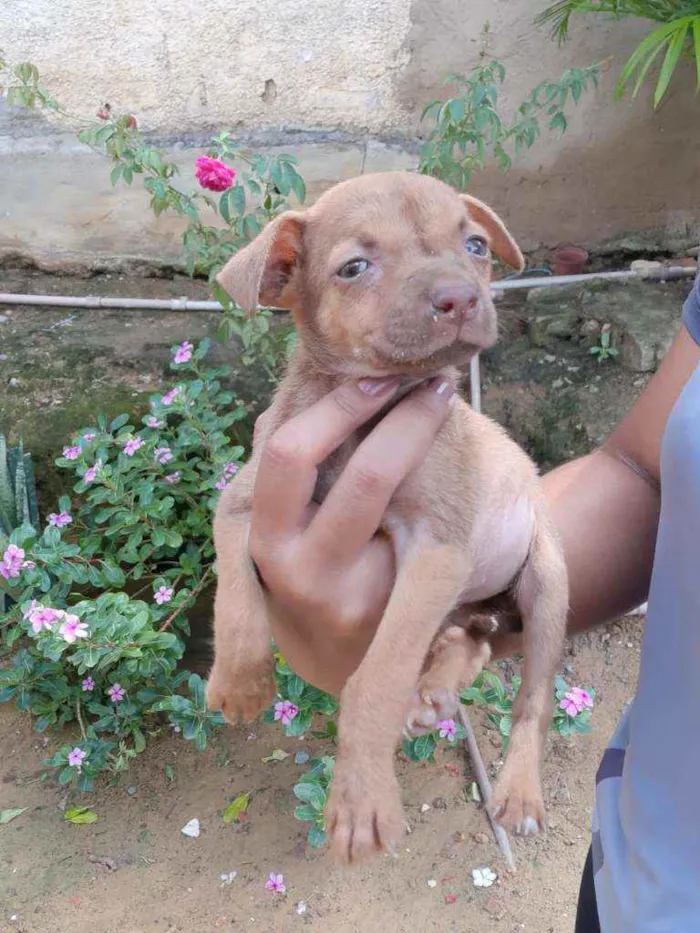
[249,375,455,694]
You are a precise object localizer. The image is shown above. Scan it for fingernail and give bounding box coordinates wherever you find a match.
[358,375,401,396]
[431,377,455,400]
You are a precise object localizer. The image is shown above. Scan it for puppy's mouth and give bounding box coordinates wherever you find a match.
[364,329,488,377]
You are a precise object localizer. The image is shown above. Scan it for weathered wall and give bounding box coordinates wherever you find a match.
[2,0,699,265]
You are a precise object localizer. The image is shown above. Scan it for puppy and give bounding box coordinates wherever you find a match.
[206,171,568,863]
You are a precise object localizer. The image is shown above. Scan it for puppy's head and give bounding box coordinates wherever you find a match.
[217,171,523,376]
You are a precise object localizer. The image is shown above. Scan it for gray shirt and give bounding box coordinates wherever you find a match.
[594,273,700,930]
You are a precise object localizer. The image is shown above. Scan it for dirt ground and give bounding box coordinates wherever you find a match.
[1,618,642,933]
[0,268,652,932]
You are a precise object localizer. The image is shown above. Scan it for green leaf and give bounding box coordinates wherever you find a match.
[286,674,304,700]
[653,21,689,106]
[293,782,326,810]
[64,806,98,824]
[222,791,251,823]
[261,748,289,763]
[413,733,437,761]
[308,824,327,848]
[0,807,27,825]
[294,804,318,822]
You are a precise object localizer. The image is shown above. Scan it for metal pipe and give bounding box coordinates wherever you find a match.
[0,265,695,312]
[490,264,696,292]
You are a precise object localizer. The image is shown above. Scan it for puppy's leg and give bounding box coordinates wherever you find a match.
[489,515,567,836]
[326,542,467,864]
[206,483,275,723]
[406,625,491,736]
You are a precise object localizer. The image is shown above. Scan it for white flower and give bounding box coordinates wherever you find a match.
[472,866,497,888]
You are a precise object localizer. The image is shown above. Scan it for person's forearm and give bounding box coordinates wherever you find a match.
[491,447,660,658]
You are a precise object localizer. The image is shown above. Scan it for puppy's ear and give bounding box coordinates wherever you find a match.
[216,211,305,313]
[460,195,524,272]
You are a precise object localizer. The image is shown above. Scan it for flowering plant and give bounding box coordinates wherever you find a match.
[461,671,596,753]
[0,340,249,789]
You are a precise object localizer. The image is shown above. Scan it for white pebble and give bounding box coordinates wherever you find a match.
[427,879,437,888]
[181,818,200,838]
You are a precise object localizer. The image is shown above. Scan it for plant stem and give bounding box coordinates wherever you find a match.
[76,700,88,741]
[158,568,213,632]
[457,705,516,872]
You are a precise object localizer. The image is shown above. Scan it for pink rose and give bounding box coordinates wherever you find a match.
[195,156,236,193]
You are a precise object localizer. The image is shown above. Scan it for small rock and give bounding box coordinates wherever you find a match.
[432,797,448,810]
[485,895,503,916]
[126,785,138,796]
[296,901,307,915]
[220,871,237,886]
[181,818,200,838]
[543,354,556,363]
[420,803,431,813]
[472,832,489,844]
[427,879,437,888]
[8,377,21,388]
[294,751,310,765]
[630,259,663,273]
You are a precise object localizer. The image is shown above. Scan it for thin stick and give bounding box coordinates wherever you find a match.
[458,704,516,872]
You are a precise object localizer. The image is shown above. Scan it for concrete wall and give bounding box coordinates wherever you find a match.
[2,0,699,267]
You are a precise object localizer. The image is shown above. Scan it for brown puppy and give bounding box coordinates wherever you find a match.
[206,171,568,863]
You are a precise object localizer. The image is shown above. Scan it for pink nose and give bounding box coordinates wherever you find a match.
[430,283,480,319]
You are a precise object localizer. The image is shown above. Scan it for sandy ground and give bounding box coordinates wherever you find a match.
[1,618,642,933]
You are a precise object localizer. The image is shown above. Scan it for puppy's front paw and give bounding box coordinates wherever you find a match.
[326,762,404,864]
[405,683,459,737]
[206,657,275,724]
[489,771,546,837]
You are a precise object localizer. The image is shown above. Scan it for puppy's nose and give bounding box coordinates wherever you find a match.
[430,282,480,319]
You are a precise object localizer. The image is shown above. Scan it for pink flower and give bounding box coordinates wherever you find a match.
[154,585,173,605]
[273,700,299,728]
[215,477,229,491]
[48,511,72,528]
[164,471,181,485]
[437,719,457,742]
[122,437,144,457]
[67,747,87,770]
[29,606,63,633]
[62,445,81,460]
[58,614,89,644]
[1,544,25,580]
[160,387,182,407]
[570,687,594,709]
[154,446,173,465]
[83,461,101,484]
[223,462,239,479]
[265,873,286,894]
[82,677,95,692]
[146,416,163,428]
[22,560,36,570]
[173,341,194,365]
[22,600,43,620]
[82,432,96,443]
[107,683,126,703]
[195,155,237,193]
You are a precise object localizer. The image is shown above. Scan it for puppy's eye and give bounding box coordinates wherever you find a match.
[338,258,370,279]
[465,236,489,257]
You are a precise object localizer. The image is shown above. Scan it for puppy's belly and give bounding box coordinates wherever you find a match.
[456,497,534,604]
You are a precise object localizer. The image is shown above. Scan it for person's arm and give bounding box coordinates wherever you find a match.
[491,321,700,658]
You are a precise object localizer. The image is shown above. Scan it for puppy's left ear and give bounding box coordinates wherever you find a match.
[460,194,524,272]
[216,211,305,313]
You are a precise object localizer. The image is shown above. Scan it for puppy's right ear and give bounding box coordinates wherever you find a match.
[216,211,305,313]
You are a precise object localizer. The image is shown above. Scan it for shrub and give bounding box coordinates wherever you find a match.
[537,0,700,107]
[0,341,246,788]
